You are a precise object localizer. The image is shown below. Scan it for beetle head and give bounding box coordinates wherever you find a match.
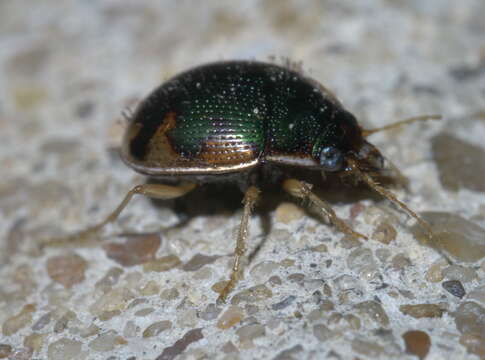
[312,109,385,174]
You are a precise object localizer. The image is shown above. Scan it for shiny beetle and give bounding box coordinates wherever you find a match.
[48,61,439,303]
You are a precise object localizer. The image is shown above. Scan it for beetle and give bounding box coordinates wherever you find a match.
[46,60,440,303]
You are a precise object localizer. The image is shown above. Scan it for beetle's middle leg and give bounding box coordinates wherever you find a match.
[282,178,368,240]
[217,186,260,304]
[42,182,197,247]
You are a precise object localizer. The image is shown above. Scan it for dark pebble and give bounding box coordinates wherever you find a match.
[271,296,296,310]
[442,280,466,298]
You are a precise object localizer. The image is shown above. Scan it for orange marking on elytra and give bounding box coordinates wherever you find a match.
[145,111,179,164]
[156,111,177,136]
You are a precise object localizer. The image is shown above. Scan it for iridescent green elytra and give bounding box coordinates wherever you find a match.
[121,61,378,177]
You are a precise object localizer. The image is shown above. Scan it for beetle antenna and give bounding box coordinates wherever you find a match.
[362,114,441,137]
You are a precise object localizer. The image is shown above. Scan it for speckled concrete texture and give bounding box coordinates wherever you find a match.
[1,1,485,359]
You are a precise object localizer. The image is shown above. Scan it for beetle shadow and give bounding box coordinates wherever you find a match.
[145,169,396,259]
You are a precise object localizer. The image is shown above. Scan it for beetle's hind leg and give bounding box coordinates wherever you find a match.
[282,179,368,240]
[217,186,260,304]
[42,182,197,247]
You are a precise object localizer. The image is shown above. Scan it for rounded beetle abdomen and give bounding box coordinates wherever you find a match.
[121,62,273,176]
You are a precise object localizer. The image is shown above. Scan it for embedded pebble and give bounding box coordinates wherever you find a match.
[425,259,448,283]
[123,321,139,338]
[275,202,305,224]
[272,344,303,360]
[7,347,33,360]
[32,312,52,331]
[135,308,155,317]
[192,266,212,280]
[327,313,361,331]
[402,330,431,359]
[155,328,203,360]
[354,301,389,327]
[160,288,180,301]
[123,271,143,289]
[459,332,485,358]
[351,339,384,357]
[88,330,127,352]
[78,324,100,338]
[333,274,361,292]
[221,341,238,354]
[47,338,83,360]
[182,253,219,271]
[54,310,76,333]
[46,253,87,288]
[271,296,296,310]
[372,222,397,244]
[375,248,391,263]
[442,265,477,283]
[95,267,124,292]
[103,233,160,266]
[176,308,198,328]
[453,301,485,335]
[127,298,148,309]
[339,235,361,249]
[231,284,273,305]
[311,244,328,252]
[391,254,411,271]
[199,304,222,321]
[2,304,36,336]
[307,309,324,323]
[468,285,485,304]
[280,258,295,267]
[143,320,172,338]
[346,248,378,280]
[143,255,182,272]
[236,323,265,342]
[287,273,305,283]
[313,324,333,341]
[432,133,485,192]
[269,275,282,286]
[442,280,466,298]
[249,261,278,281]
[245,304,259,316]
[89,287,135,317]
[24,333,46,353]
[217,306,244,329]
[400,304,445,318]
[412,212,485,262]
[140,280,160,296]
[0,344,12,358]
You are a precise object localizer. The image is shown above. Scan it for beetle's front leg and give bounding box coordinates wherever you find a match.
[217,186,260,304]
[41,182,197,247]
[282,178,368,240]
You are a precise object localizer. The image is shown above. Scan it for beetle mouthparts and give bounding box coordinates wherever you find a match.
[352,141,385,172]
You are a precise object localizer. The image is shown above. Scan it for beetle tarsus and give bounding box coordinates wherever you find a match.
[217,186,260,304]
[40,182,196,248]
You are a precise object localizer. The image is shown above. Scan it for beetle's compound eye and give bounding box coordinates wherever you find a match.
[319,146,344,171]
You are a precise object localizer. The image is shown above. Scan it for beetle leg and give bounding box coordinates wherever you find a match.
[282,178,368,240]
[42,182,197,247]
[217,186,260,304]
